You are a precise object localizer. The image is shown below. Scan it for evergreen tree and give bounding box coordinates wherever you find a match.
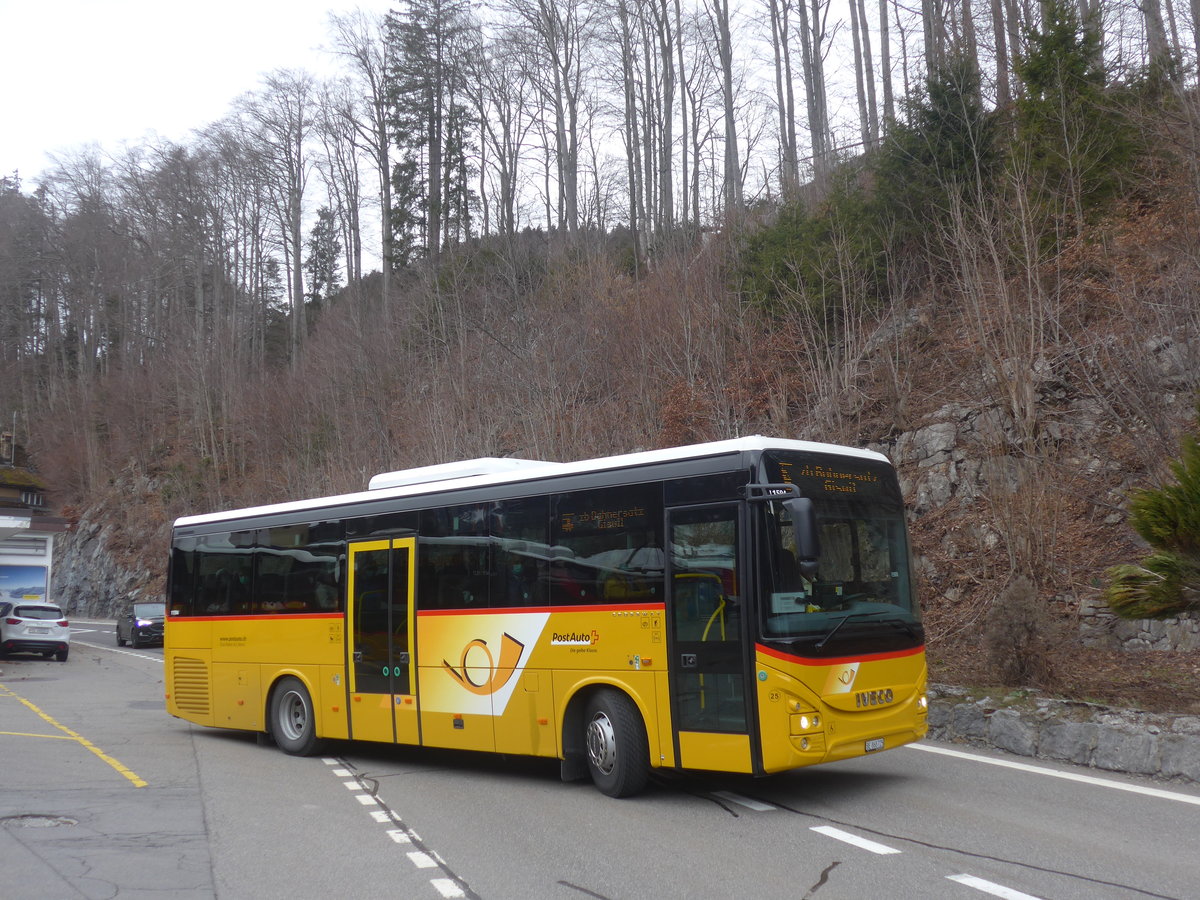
[1012,0,1133,232]
[385,0,480,267]
[1105,406,1200,619]
[873,56,998,252]
[304,206,343,318]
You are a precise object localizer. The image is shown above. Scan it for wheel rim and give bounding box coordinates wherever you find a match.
[278,689,308,742]
[586,710,618,776]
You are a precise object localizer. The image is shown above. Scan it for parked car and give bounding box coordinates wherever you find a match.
[116,601,166,648]
[0,600,70,661]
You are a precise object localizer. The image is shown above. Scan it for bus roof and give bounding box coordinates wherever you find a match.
[173,435,889,529]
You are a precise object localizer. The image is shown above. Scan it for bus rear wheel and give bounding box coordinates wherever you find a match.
[270,677,322,756]
[584,689,649,798]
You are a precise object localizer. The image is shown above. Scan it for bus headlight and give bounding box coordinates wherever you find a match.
[917,694,928,711]
[790,712,821,735]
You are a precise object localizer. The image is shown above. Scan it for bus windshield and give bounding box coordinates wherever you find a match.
[758,452,920,650]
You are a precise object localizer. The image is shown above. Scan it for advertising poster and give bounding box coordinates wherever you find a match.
[0,564,48,601]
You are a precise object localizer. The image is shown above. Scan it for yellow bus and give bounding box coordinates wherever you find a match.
[165,436,927,797]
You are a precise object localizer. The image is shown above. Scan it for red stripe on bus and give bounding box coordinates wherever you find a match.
[417,603,666,617]
[169,613,344,622]
[755,642,925,666]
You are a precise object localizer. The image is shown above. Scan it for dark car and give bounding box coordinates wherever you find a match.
[116,602,166,648]
[0,600,70,661]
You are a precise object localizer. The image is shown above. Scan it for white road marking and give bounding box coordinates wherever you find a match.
[908,743,1200,806]
[811,825,901,854]
[328,762,468,899]
[73,640,161,661]
[431,878,466,898]
[712,790,776,811]
[947,873,1044,899]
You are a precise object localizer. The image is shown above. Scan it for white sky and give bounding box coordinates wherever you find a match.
[2,0,393,185]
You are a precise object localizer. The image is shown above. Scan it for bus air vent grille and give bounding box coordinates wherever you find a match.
[172,657,211,715]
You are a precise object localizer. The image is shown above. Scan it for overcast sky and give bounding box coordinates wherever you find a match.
[2,0,393,185]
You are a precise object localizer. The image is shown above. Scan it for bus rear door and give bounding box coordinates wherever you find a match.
[347,538,419,745]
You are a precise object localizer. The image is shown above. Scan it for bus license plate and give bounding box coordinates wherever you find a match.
[865,738,885,752]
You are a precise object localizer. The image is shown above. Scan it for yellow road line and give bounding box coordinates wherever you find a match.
[0,684,148,788]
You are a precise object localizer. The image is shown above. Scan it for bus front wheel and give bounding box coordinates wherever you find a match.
[584,689,649,798]
[270,677,322,756]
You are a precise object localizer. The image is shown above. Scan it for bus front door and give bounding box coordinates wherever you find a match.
[347,538,419,745]
[667,505,755,774]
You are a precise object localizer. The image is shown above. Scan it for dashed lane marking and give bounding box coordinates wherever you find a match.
[947,873,1045,899]
[810,825,902,855]
[431,878,466,898]
[324,757,475,899]
[712,790,777,811]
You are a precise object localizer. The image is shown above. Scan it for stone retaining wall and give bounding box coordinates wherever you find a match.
[1078,595,1200,652]
[928,684,1200,783]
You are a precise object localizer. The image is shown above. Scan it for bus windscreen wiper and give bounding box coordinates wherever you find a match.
[814,614,850,650]
[815,610,916,649]
[877,616,919,638]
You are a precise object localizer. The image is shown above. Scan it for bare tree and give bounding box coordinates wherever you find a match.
[501,0,599,237]
[849,0,879,148]
[704,0,742,214]
[327,11,395,312]
[767,0,800,196]
[239,69,317,363]
[652,0,678,235]
[612,0,647,268]
[879,0,895,124]
[796,0,832,177]
[1141,0,1174,73]
[991,0,1011,107]
[473,28,538,238]
[315,82,364,292]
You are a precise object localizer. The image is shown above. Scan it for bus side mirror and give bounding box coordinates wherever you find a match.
[784,497,820,579]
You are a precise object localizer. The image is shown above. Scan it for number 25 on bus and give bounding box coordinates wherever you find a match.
[164,436,927,797]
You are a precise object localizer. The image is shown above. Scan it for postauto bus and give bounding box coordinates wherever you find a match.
[164,436,926,796]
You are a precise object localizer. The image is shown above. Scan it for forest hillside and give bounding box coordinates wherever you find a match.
[3,6,1200,712]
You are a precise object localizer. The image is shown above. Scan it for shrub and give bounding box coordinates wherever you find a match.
[983,575,1058,688]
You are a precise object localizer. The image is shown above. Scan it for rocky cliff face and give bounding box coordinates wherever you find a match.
[52,508,159,618]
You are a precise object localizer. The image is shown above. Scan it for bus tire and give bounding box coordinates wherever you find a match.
[584,689,650,798]
[270,677,322,756]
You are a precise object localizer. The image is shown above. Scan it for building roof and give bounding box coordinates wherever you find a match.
[0,466,47,491]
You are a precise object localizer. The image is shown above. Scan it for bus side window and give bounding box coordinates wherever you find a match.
[170,543,197,616]
[551,483,664,607]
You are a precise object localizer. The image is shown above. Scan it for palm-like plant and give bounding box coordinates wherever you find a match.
[1105,405,1200,618]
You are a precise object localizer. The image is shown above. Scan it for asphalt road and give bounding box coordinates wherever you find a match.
[2,621,1198,899]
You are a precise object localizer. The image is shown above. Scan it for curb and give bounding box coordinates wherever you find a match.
[928,684,1200,784]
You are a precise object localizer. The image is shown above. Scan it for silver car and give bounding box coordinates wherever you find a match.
[0,601,70,661]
